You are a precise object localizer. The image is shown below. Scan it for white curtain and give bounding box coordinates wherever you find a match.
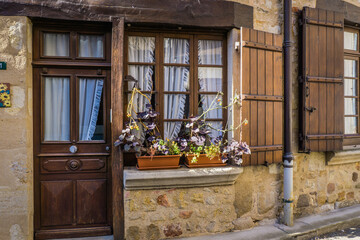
[79,78,104,141]
[79,35,104,58]
[43,33,69,57]
[44,77,70,141]
[128,36,155,141]
[164,38,189,140]
[198,40,223,138]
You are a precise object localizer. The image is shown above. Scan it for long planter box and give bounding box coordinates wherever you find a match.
[137,155,180,170]
[185,154,226,168]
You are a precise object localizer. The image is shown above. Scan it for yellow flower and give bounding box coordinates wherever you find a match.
[0,84,7,91]
[3,101,10,107]
[0,92,10,101]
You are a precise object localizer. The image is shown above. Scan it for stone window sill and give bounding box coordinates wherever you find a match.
[326,150,360,165]
[123,166,243,190]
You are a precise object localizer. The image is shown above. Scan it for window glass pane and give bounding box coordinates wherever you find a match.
[79,34,104,58]
[199,67,222,92]
[198,40,222,65]
[44,77,70,141]
[344,59,357,78]
[43,33,70,57]
[345,98,357,115]
[164,38,189,64]
[128,36,155,63]
[199,94,222,119]
[206,121,223,139]
[128,65,154,91]
[345,117,357,134]
[164,121,184,140]
[164,67,189,91]
[164,94,189,119]
[79,78,104,141]
[344,31,358,51]
[345,79,357,96]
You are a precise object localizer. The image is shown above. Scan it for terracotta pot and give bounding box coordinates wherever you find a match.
[137,155,180,170]
[185,154,226,168]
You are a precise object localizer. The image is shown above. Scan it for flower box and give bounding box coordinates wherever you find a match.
[185,154,226,168]
[137,155,180,170]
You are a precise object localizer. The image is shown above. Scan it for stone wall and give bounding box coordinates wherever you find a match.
[0,16,33,240]
[124,185,237,239]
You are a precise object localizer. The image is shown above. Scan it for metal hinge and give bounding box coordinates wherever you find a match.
[305,106,317,113]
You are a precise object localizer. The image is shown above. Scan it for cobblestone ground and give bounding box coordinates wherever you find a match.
[309,226,360,240]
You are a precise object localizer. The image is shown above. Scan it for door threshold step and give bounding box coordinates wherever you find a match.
[49,236,113,240]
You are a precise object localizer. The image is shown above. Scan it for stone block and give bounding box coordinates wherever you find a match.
[327,194,337,203]
[352,172,358,182]
[337,191,346,201]
[163,223,182,237]
[150,213,165,222]
[191,193,204,203]
[143,196,157,212]
[317,194,327,205]
[126,226,140,240]
[346,192,354,199]
[206,221,216,233]
[205,196,215,205]
[174,191,188,209]
[179,210,193,219]
[257,191,276,214]
[327,183,335,194]
[146,224,160,240]
[232,216,255,230]
[157,194,170,207]
[297,194,310,208]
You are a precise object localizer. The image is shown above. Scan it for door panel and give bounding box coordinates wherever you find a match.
[76,179,107,224]
[40,180,73,227]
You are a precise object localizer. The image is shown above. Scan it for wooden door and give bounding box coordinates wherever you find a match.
[33,67,112,239]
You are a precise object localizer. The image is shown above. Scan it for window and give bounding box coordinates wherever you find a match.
[344,28,360,136]
[124,31,226,140]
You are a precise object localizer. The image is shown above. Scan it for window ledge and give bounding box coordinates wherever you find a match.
[123,166,243,190]
[326,150,360,165]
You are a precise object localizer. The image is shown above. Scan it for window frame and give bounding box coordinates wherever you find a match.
[344,26,360,146]
[124,29,227,140]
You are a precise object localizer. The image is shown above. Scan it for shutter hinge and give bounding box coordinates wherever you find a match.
[305,106,317,113]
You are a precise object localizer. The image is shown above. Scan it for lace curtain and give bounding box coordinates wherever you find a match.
[128,36,155,141]
[198,40,223,138]
[79,78,104,140]
[79,34,104,58]
[163,38,189,140]
[44,77,70,141]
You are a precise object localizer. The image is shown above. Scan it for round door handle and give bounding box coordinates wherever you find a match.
[69,145,78,154]
[106,146,110,151]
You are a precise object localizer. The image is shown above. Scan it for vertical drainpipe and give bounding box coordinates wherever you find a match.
[283,0,294,226]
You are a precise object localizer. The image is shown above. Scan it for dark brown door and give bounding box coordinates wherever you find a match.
[33,67,112,239]
[32,22,113,239]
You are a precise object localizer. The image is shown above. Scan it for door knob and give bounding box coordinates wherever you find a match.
[69,145,78,154]
[106,146,110,152]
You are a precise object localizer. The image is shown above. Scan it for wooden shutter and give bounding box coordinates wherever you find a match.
[300,7,344,152]
[230,27,283,166]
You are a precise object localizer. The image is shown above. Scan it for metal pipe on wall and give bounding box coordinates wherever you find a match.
[283,0,294,226]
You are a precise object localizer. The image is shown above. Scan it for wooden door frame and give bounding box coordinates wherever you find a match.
[110,17,125,240]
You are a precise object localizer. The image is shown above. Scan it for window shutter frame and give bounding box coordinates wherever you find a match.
[300,7,344,152]
[231,27,283,166]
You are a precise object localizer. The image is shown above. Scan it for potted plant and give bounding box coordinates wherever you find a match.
[114,87,181,170]
[177,92,251,167]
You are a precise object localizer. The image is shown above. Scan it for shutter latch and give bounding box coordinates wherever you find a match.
[305,106,317,113]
